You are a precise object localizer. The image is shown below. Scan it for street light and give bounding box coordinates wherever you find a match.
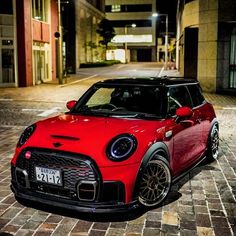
[124,24,136,64]
[152,13,169,70]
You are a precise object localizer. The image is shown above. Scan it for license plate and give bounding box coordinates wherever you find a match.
[35,167,62,186]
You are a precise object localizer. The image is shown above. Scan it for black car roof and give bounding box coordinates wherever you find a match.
[96,77,198,87]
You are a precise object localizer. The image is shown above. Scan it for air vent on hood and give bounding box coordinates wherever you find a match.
[51,135,80,141]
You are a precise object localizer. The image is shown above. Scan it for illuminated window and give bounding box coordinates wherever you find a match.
[32,0,49,22]
[33,42,50,84]
[112,35,153,43]
[111,5,121,12]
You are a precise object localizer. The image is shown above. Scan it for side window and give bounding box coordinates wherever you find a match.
[167,86,192,116]
[187,85,205,107]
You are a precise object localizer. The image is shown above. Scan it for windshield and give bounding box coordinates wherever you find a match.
[71,85,164,119]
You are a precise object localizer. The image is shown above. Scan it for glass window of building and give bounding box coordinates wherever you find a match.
[33,42,50,84]
[32,0,49,22]
[0,0,13,14]
[111,5,121,12]
[1,47,15,84]
[0,0,15,85]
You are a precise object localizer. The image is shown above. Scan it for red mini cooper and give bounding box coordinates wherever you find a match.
[11,78,219,213]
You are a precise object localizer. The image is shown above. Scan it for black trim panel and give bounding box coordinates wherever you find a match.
[11,184,139,214]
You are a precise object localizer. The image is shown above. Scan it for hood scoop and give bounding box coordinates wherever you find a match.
[51,135,80,141]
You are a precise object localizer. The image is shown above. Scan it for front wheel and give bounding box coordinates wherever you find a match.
[207,123,219,162]
[138,157,171,207]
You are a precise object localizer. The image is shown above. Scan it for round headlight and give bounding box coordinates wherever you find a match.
[107,134,137,161]
[17,124,36,148]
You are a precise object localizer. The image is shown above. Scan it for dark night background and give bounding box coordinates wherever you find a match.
[156,0,177,36]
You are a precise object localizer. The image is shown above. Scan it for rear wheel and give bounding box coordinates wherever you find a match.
[138,157,171,207]
[207,123,219,161]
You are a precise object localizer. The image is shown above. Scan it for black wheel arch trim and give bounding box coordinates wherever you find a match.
[132,142,170,200]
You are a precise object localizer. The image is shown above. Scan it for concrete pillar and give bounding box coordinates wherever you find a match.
[16,0,33,87]
[197,0,218,92]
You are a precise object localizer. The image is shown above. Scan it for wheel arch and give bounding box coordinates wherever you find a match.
[132,142,171,200]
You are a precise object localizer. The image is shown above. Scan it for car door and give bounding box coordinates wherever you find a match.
[166,85,202,175]
[187,84,209,154]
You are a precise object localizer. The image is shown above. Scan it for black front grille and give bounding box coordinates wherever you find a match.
[16,148,98,199]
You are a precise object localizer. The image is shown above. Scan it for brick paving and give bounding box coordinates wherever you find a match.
[0,72,236,236]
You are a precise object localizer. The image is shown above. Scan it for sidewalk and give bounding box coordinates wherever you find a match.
[0,74,100,103]
[0,71,236,108]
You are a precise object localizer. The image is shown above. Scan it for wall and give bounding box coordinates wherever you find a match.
[75,0,104,69]
[179,0,218,92]
[197,0,218,92]
[178,0,199,76]
[179,0,236,93]
[32,20,50,42]
[216,0,236,92]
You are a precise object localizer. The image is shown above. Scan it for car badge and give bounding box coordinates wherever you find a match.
[53,142,62,148]
[25,151,32,159]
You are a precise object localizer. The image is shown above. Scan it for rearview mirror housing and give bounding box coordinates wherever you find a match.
[176,106,193,118]
[66,100,77,110]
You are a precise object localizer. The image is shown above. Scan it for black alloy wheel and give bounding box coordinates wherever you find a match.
[208,124,219,161]
[138,157,171,207]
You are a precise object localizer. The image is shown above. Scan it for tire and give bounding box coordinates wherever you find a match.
[138,156,171,207]
[207,123,219,162]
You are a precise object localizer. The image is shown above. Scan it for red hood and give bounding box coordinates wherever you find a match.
[24,114,166,166]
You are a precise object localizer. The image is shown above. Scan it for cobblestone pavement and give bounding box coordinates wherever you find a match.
[0,67,236,236]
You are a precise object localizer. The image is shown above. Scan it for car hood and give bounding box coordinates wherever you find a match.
[25,114,166,166]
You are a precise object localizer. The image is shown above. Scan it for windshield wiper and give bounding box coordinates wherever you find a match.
[112,113,161,119]
[72,106,111,117]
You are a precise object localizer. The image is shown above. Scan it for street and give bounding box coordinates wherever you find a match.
[0,63,236,236]
[0,63,164,127]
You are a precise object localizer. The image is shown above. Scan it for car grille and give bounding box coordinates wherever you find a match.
[15,148,98,200]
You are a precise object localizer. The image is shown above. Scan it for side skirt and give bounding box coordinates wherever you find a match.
[172,153,207,184]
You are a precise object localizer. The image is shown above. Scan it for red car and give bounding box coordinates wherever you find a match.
[11,78,219,213]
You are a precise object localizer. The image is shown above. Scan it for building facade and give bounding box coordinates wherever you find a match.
[62,0,105,73]
[105,0,157,62]
[0,0,105,87]
[177,0,236,94]
[0,0,17,87]
[0,0,58,87]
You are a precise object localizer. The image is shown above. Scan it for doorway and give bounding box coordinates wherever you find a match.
[0,39,15,86]
[33,42,50,85]
[137,49,152,62]
[184,28,198,79]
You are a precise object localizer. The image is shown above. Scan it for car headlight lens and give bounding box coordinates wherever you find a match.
[107,134,137,161]
[17,124,36,148]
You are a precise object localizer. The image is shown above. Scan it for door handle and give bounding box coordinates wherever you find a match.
[197,118,202,124]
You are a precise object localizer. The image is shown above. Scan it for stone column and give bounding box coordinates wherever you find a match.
[198,0,218,92]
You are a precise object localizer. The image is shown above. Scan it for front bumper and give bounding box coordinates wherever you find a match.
[11,147,141,213]
[11,183,139,213]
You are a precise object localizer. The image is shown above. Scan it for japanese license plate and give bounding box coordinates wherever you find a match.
[35,167,62,186]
